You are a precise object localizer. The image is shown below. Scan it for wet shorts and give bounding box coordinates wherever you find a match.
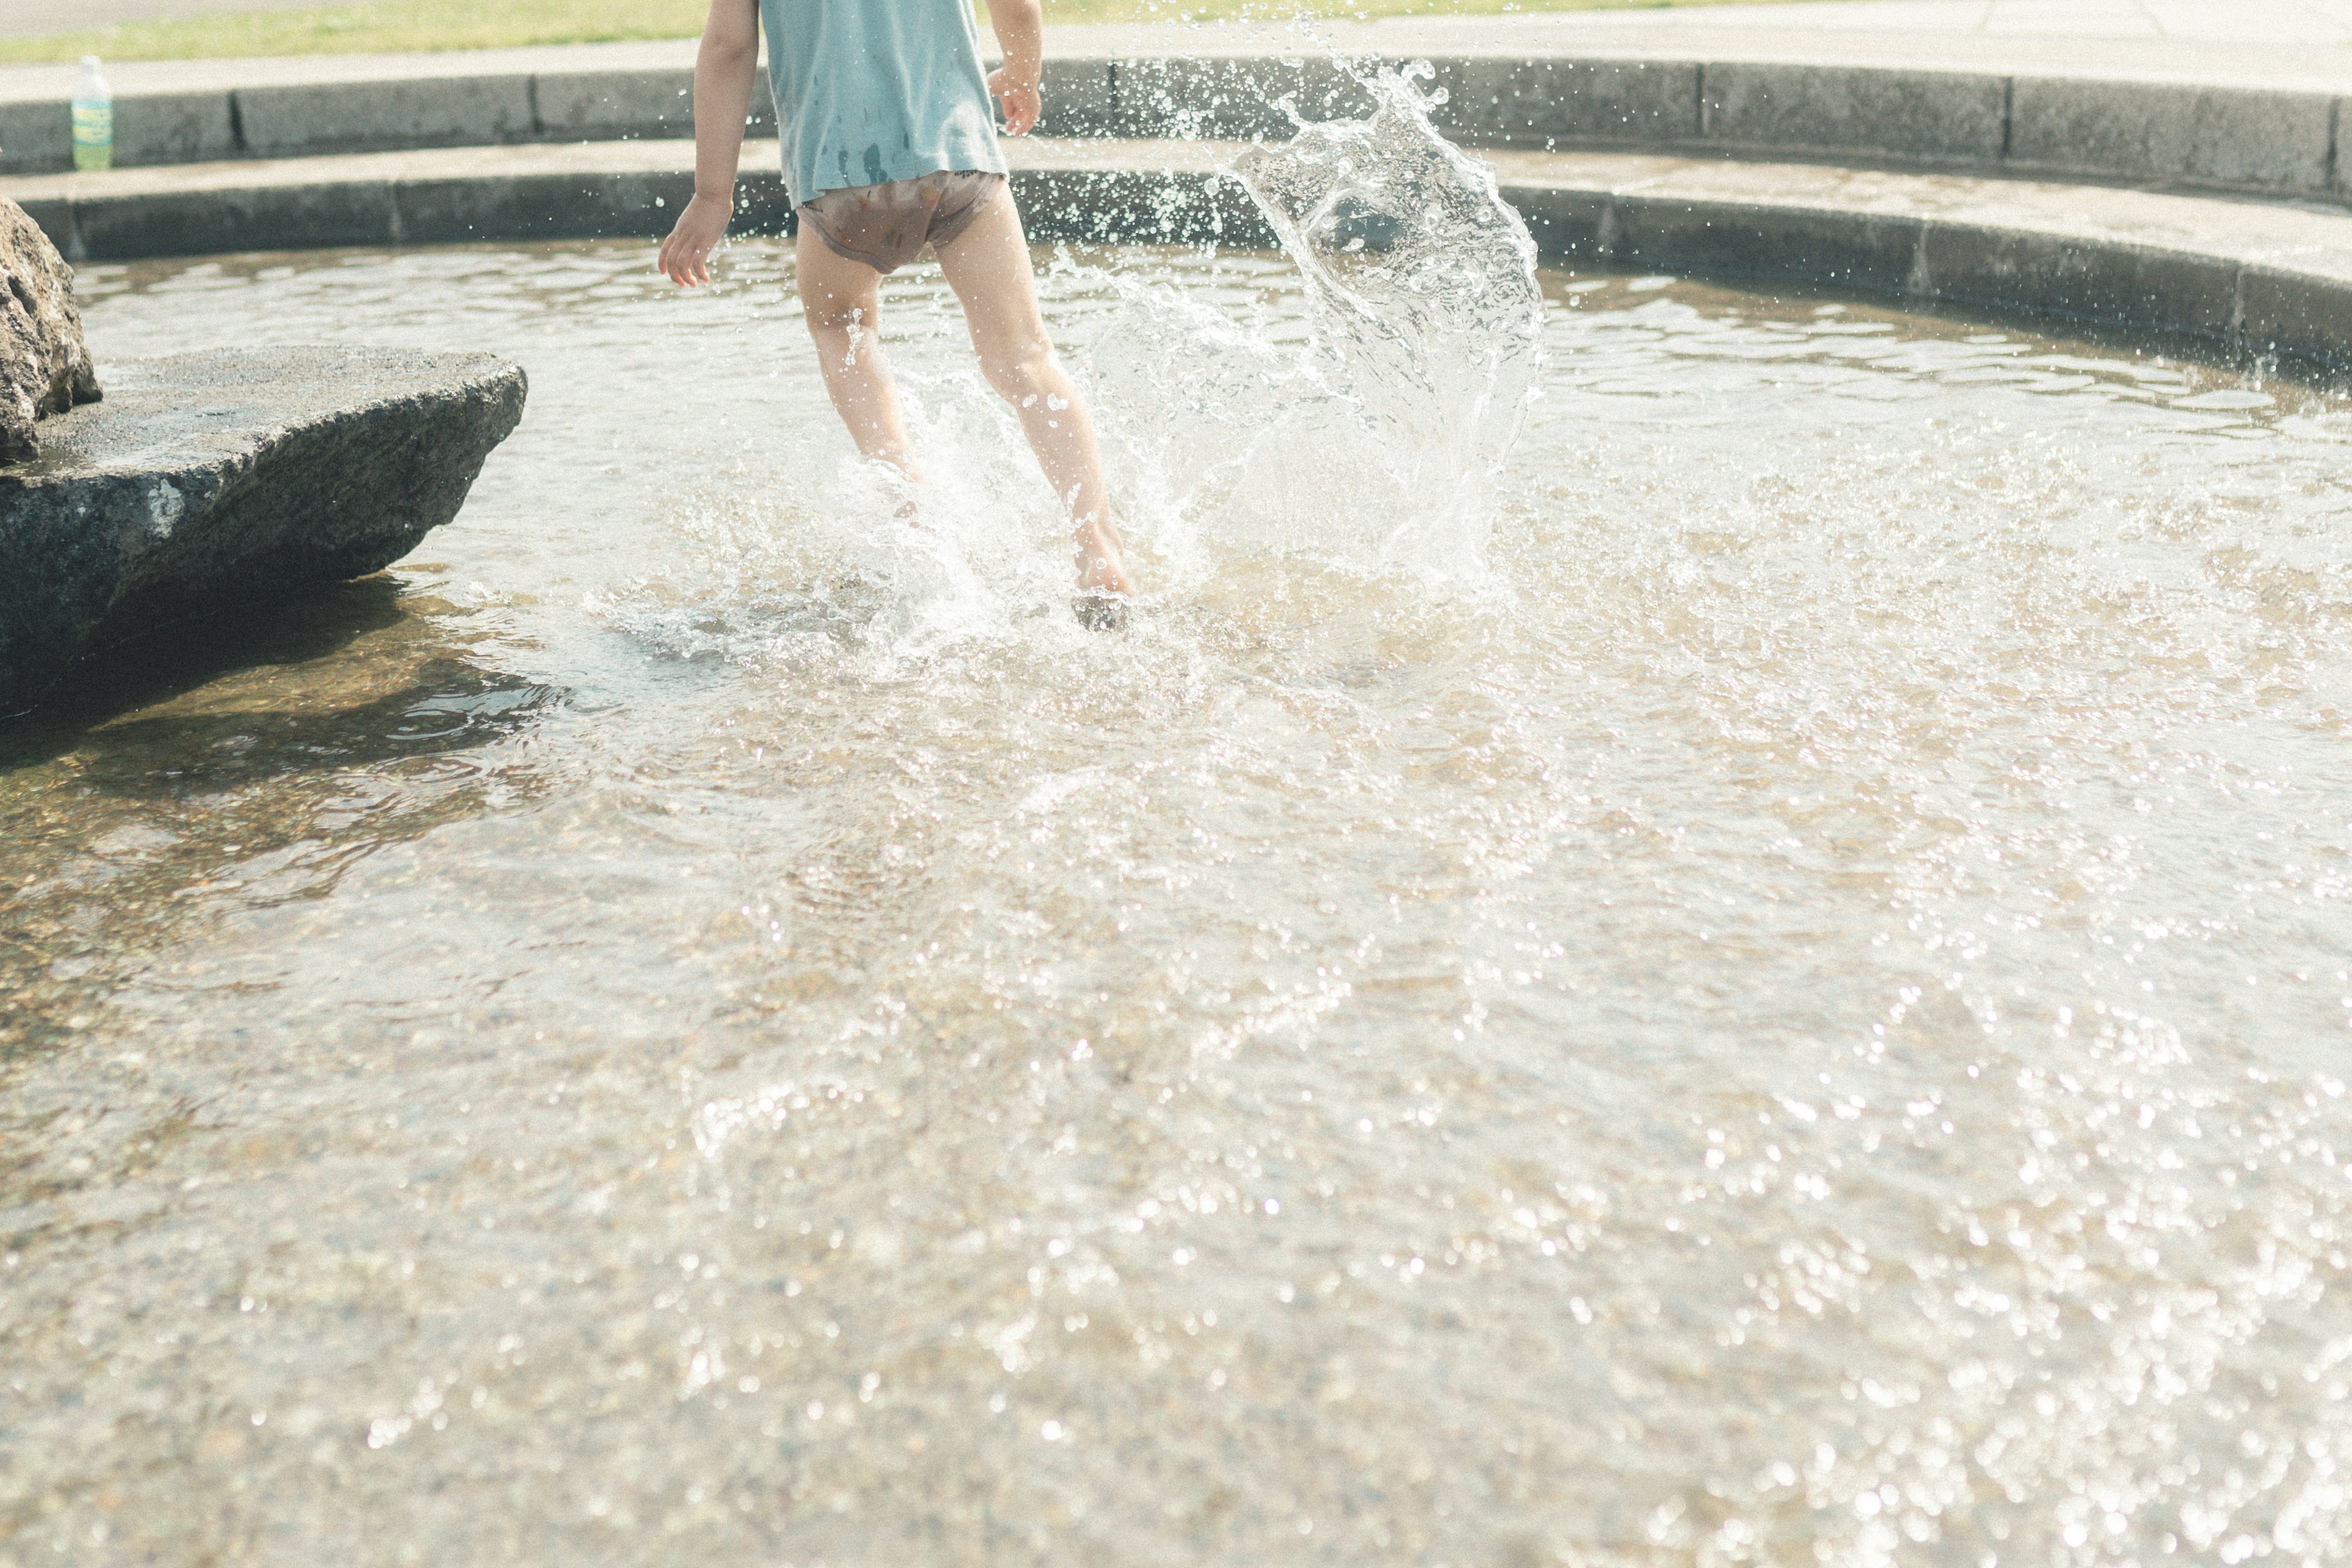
[797,170,1005,275]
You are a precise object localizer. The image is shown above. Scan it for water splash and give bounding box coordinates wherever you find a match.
[1088,62,1545,581]
[599,64,1549,657]
[1235,62,1544,485]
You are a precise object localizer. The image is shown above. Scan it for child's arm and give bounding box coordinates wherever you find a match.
[986,0,1046,137]
[658,0,761,287]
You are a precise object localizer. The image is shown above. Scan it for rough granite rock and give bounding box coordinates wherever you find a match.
[0,347,527,717]
[0,198,100,462]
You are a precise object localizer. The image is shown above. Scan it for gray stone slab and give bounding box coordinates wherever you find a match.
[28,135,2352,379]
[1012,165,1272,249]
[1,22,2342,100]
[1038,58,1118,138]
[0,347,526,717]
[1506,175,1933,288]
[1702,62,2006,163]
[1,44,2349,209]
[0,97,68,174]
[1599,192,1927,295]
[1430,56,1701,147]
[1113,56,1369,140]
[1498,184,1612,260]
[14,196,74,258]
[118,91,241,167]
[235,75,536,156]
[393,170,673,244]
[70,179,397,260]
[2239,263,2352,367]
[717,168,795,236]
[2008,78,2334,192]
[0,91,236,173]
[1917,222,2241,337]
[390,161,794,244]
[531,68,697,141]
[530,66,779,140]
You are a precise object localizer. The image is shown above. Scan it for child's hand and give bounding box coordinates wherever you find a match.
[988,67,1041,136]
[657,192,733,287]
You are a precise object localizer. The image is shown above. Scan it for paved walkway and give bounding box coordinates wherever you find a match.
[18,0,2352,42]
[1088,1,2352,86]
[5,0,2350,94]
[15,0,2352,41]
[1569,0,2352,42]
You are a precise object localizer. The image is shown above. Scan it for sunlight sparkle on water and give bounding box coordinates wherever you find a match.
[6,83,2352,1568]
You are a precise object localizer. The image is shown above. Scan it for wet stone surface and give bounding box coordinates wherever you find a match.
[0,197,100,462]
[0,345,526,717]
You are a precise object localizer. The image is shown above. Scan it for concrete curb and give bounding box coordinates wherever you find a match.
[0,65,767,173]
[5,51,2351,208]
[15,137,2352,372]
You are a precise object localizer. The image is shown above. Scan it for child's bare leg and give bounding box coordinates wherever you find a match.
[794,224,921,484]
[933,190,1131,600]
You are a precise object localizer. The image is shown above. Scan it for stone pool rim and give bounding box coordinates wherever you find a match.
[11,40,2352,371]
[17,132,2352,376]
[6,40,2351,206]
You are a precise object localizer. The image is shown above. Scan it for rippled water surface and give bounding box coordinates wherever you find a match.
[9,236,2352,1567]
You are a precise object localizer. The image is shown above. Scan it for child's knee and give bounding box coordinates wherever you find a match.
[803,295,876,340]
[981,341,1057,405]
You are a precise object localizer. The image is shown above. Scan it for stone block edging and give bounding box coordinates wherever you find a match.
[15,137,2352,374]
[3,51,2349,207]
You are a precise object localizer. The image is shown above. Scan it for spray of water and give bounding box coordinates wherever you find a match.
[1234,62,1544,492]
[602,61,1548,656]
[1087,61,1546,581]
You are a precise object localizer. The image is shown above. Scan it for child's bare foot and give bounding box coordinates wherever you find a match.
[1073,513,1129,592]
[869,456,925,523]
[1072,513,1132,631]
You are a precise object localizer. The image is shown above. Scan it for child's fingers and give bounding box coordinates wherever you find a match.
[655,235,709,287]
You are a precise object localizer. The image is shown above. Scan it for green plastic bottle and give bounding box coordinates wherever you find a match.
[72,56,113,172]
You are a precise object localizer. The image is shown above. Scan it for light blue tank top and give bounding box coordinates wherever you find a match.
[758,0,1007,207]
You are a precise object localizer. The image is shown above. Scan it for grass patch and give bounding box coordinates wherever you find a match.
[1,0,1828,65]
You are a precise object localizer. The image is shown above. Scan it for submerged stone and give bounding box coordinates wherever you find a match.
[0,347,526,718]
[0,197,101,462]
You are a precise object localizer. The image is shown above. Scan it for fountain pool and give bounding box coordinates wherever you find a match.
[6,235,2352,1566]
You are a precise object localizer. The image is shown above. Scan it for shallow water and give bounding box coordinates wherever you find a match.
[7,236,2352,1567]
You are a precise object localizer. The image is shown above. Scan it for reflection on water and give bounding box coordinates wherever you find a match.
[6,238,2352,1566]
[1,582,554,1061]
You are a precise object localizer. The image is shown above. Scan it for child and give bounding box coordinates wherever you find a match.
[657,0,1134,627]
